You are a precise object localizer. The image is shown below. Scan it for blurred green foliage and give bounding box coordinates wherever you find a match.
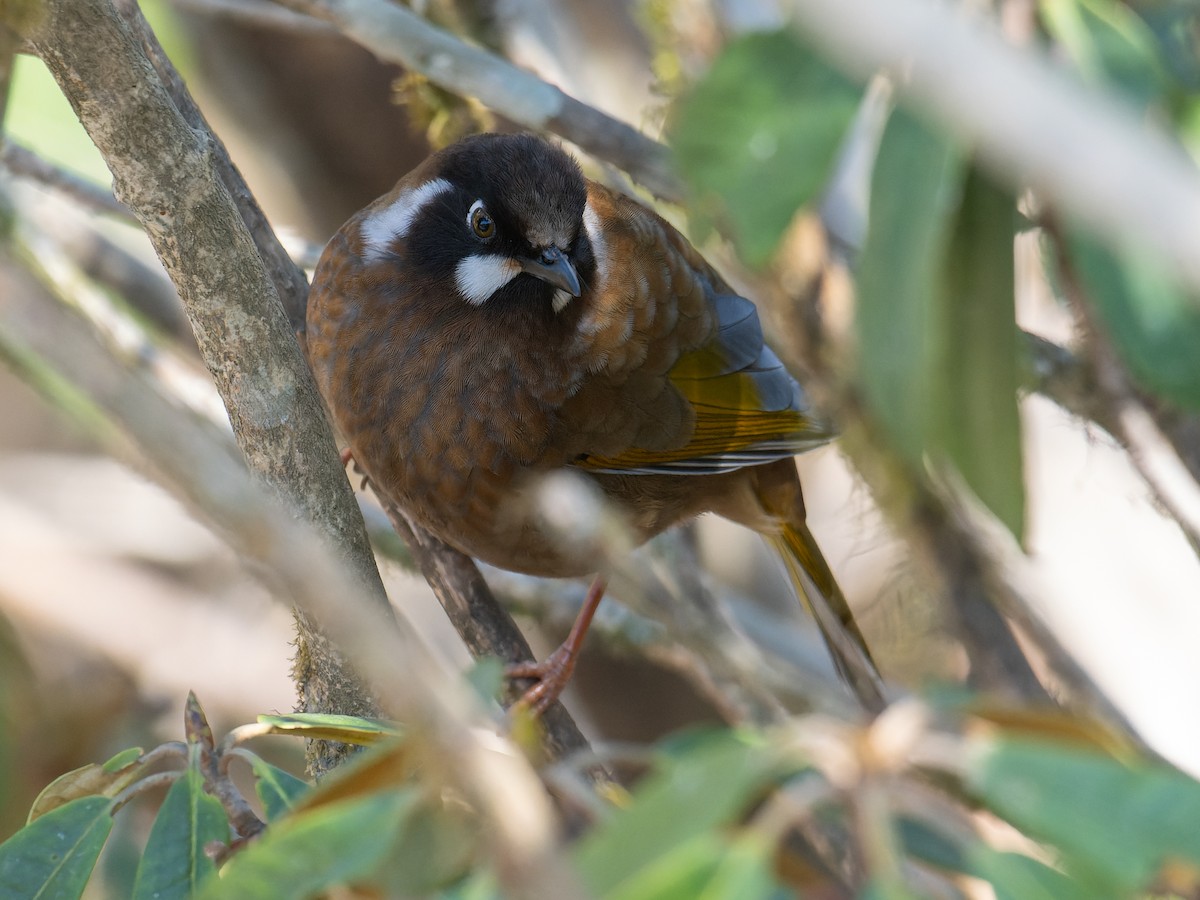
[670,29,861,266]
[6,707,1200,898]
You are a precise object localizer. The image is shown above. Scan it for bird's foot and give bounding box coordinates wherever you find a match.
[507,643,579,715]
[338,447,371,490]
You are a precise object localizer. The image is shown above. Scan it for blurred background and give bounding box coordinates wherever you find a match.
[4,0,1200,875]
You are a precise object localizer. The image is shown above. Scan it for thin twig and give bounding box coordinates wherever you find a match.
[487,561,855,719]
[1021,330,1119,438]
[376,499,593,762]
[268,0,682,203]
[1,142,130,218]
[13,190,191,344]
[109,771,185,814]
[172,0,338,34]
[1046,224,1200,558]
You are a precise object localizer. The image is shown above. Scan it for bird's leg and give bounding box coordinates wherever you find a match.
[507,574,608,714]
[338,446,371,490]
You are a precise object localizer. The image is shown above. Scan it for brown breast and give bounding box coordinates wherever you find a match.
[306,179,744,577]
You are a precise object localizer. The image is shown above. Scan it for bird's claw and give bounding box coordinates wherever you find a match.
[507,644,578,715]
[338,447,371,490]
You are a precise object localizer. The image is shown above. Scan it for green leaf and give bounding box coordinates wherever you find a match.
[897,816,968,874]
[0,796,113,900]
[27,748,145,823]
[970,737,1200,891]
[102,747,145,773]
[1067,232,1200,409]
[969,847,1096,900]
[1040,0,1169,109]
[857,108,964,463]
[603,831,785,900]
[465,656,506,703]
[244,754,311,822]
[256,712,401,745]
[373,798,478,895]
[901,812,1098,898]
[671,29,862,266]
[132,763,228,900]
[1134,3,1200,94]
[195,788,418,900]
[574,731,781,896]
[694,833,784,900]
[605,833,723,900]
[938,169,1024,539]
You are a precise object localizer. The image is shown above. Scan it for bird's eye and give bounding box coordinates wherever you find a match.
[468,200,495,240]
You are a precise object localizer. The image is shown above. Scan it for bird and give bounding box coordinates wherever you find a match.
[305,132,884,713]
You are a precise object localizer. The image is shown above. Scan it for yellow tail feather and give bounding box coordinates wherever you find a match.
[775,521,885,712]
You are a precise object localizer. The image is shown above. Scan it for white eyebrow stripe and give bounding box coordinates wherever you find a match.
[360,177,453,261]
[583,200,608,288]
[455,254,521,305]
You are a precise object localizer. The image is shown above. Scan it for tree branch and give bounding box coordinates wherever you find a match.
[1046,223,1200,558]
[21,0,391,776]
[268,0,682,203]
[172,0,337,34]
[1,141,129,217]
[110,0,312,335]
[377,500,592,761]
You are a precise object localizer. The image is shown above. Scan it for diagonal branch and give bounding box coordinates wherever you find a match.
[378,501,591,759]
[269,0,682,203]
[111,0,312,335]
[21,0,392,776]
[1046,223,1200,558]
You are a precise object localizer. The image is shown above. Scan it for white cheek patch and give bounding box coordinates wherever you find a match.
[552,290,572,313]
[583,200,609,289]
[455,254,521,305]
[360,178,453,261]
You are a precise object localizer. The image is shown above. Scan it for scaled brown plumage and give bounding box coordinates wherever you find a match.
[306,132,883,711]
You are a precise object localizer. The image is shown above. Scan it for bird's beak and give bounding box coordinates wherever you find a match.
[519,246,581,297]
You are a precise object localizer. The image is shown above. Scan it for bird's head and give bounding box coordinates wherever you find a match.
[359,133,596,313]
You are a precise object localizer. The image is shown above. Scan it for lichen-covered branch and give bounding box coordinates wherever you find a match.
[111,0,312,335]
[20,0,390,776]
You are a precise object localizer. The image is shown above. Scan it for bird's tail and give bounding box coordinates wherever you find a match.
[772,521,885,712]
